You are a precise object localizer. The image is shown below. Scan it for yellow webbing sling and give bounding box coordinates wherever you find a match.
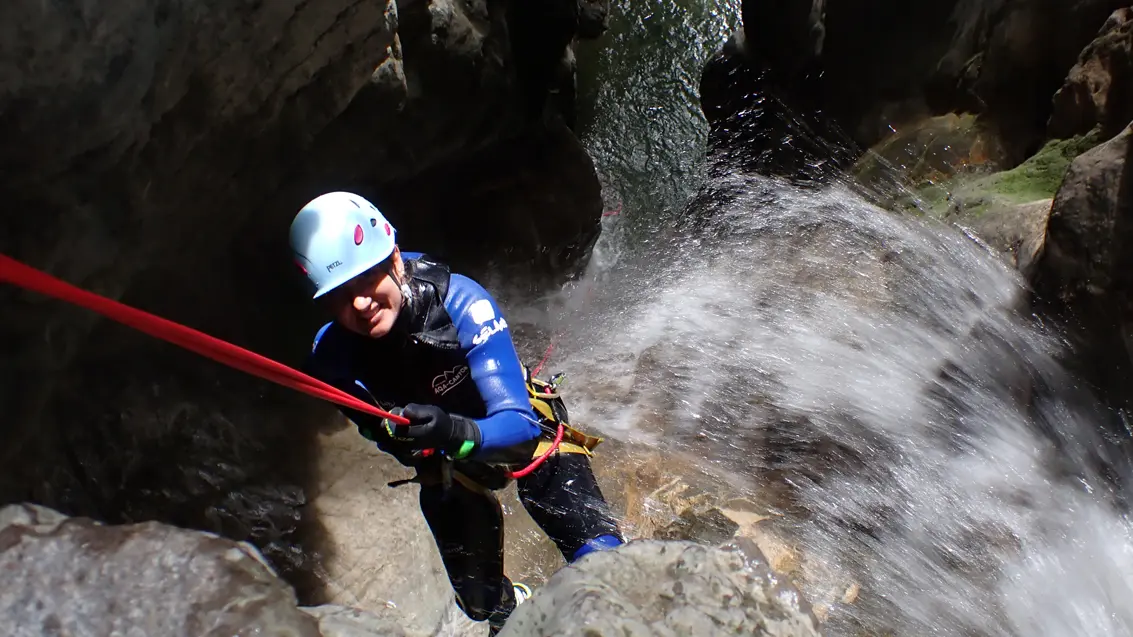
[524,367,602,458]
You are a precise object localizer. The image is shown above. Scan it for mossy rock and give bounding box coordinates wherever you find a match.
[885,129,1104,276]
[958,131,1104,205]
[901,127,1104,220]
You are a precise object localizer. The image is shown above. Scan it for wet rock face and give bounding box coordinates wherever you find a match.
[0,0,601,286]
[697,28,859,182]
[377,117,603,277]
[0,0,603,601]
[741,0,826,76]
[0,0,395,186]
[1032,124,1133,412]
[1,503,819,637]
[0,503,322,637]
[306,424,482,636]
[578,0,612,39]
[704,0,1130,168]
[965,198,1053,278]
[1048,7,1133,141]
[497,539,822,637]
[1036,124,1133,313]
[937,0,1129,162]
[302,605,448,637]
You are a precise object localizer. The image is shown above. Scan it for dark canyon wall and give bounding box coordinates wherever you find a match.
[701,0,1133,173]
[0,0,608,598]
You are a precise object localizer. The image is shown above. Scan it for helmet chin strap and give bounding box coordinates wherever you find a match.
[386,268,417,336]
[390,267,412,310]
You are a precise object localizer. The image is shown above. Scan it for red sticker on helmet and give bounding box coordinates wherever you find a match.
[294,259,308,275]
[354,225,364,245]
[384,223,391,236]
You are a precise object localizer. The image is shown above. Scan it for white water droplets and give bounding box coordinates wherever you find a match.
[540,173,1133,637]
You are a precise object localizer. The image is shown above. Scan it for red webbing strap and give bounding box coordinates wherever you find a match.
[0,253,409,425]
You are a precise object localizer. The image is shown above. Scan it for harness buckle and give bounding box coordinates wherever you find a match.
[549,372,566,389]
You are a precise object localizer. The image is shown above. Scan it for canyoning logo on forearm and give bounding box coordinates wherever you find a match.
[432,365,470,395]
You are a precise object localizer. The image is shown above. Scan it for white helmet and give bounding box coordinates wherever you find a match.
[289,192,397,299]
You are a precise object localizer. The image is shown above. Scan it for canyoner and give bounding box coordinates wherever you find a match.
[0,190,623,635]
[289,191,625,634]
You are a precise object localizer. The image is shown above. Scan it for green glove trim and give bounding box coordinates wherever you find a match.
[452,440,476,460]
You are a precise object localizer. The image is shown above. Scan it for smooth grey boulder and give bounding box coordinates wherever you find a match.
[0,503,321,637]
[498,539,821,637]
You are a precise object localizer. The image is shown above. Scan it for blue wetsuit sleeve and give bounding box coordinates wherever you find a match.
[446,274,542,454]
[303,323,401,451]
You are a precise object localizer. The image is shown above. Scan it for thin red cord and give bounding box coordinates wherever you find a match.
[505,423,564,479]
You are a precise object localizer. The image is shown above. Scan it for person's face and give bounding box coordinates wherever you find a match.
[321,248,405,339]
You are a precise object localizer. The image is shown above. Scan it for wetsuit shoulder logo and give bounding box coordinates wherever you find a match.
[432,365,470,395]
[468,299,496,324]
[472,318,508,346]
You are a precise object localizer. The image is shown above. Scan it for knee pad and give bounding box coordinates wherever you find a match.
[571,534,624,562]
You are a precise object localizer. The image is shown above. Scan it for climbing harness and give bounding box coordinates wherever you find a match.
[388,367,602,488]
[524,366,602,455]
[501,369,580,480]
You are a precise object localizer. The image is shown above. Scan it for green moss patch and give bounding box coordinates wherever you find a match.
[967,130,1102,203]
[899,127,1103,220]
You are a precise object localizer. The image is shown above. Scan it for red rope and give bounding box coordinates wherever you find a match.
[517,258,612,475]
[505,423,564,479]
[0,254,409,425]
[530,274,602,378]
[530,342,555,378]
[0,252,601,478]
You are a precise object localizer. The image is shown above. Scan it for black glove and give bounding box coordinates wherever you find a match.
[383,404,482,460]
[355,419,424,467]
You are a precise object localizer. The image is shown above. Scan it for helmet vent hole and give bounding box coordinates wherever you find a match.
[370,218,377,227]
